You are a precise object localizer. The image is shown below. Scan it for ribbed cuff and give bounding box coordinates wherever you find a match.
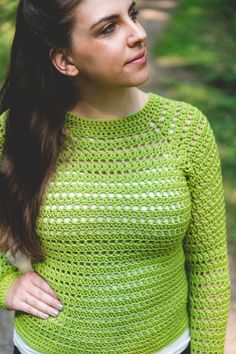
[0,272,21,309]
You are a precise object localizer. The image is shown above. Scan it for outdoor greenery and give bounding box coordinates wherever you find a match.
[152,0,236,245]
[0,0,18,83]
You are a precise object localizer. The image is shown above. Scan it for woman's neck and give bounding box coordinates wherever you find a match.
[69,87,149,121]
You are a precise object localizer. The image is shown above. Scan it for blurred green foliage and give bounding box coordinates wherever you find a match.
[0,0,18,21]
[0,0,18,82]
[152,0,236,245]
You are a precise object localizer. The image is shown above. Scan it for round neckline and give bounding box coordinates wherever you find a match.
[66,92,153,122]
[64,92,160,138]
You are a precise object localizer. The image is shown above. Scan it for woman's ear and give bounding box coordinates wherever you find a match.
[50,48,79,77]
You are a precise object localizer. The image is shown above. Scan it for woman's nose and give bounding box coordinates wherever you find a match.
[127,22,148,48]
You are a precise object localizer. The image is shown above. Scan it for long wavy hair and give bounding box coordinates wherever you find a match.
[0,0,79,260]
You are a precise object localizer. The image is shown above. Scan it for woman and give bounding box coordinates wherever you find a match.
[0,0,230,353]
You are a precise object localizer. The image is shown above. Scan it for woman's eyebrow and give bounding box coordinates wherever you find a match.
[90,1,136,30]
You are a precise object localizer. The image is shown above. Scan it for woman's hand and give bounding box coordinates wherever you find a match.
[5,271,63,319]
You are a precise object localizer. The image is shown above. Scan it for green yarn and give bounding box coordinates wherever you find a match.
[0,93,230,353]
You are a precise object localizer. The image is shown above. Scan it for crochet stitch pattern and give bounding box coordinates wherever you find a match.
[0,93,230,353]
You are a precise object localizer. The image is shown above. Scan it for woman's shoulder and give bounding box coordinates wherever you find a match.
[151,92,206,120]
[150,92,210,137]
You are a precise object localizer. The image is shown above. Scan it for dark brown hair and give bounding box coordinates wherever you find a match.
[0,0,79,260]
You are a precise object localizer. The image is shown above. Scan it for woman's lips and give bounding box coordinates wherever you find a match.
[126,50,147,65]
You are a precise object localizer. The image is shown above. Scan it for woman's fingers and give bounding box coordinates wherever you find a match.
[18,300,50,320]
[28,284,63,311]
[5,271,63,319]
[27,271,58,299]
[24,293,60,317]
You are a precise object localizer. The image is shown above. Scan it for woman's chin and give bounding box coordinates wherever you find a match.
[131,72,150,87]
[122,67,149,87]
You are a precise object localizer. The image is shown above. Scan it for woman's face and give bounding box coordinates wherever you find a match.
[68,0,149,89]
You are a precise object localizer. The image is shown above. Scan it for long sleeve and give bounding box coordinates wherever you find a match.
[0,111,21,308]
[182,106,231,353]
[0,252,21,309]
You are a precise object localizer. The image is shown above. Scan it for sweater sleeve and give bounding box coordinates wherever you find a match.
[0,253,21,309]
[0,111,21,309]
[182,105,231,353]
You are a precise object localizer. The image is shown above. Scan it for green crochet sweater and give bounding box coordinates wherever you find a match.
[0,93,230,353]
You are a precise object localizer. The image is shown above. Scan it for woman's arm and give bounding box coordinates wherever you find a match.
[0,252,21,308]
[182,106,231,353]
[5,268,63,319]
[0,111,62,319]
[0,111,22,308]
[0,252,63,318]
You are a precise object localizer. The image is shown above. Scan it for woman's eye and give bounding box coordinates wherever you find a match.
[130,8,140,21]
[100,23,116,35]
[99,8,140,36]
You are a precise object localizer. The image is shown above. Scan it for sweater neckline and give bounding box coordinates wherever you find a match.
[65,92,159,138]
